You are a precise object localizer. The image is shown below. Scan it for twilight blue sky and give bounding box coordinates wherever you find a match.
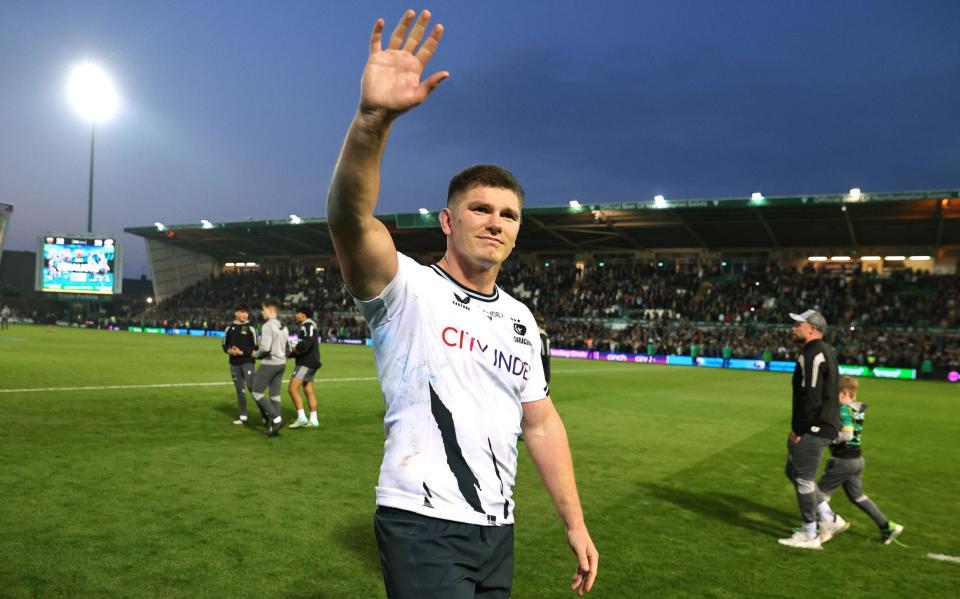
[1,0,958,276]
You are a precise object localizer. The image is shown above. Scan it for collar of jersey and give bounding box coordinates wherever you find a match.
[430,263,500,302]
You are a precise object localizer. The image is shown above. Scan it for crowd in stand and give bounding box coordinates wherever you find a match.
[132,259,960,372]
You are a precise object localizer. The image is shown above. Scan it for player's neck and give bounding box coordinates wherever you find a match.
[437,252,500,295]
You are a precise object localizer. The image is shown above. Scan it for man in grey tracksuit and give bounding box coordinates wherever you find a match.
[778,309,840,550]
[252,298,289,437]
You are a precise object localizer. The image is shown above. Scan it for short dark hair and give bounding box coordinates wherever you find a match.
[296,306,313,319]
[262,298,280,311]
[447,164,525,206]
[234,304,249,313]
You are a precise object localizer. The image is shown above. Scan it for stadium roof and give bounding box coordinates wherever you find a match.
[126,189,960,260]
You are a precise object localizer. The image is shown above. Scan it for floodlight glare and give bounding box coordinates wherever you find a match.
[418,208,429,215]
[861,256,881,261]
[849,187,862,199]
[808,256,828,262]
[653,195,667,209]
[68,62,118,122]
[884,255,905,261]
[909,255,931,261]
[154,222,166,232]
[201,219,214,229]
[751,192,764,202]
[289,214,302,224]
[569,200,582,209]
[831,256,851,262]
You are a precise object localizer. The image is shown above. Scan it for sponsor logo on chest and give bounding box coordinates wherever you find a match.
[441,325,530,381]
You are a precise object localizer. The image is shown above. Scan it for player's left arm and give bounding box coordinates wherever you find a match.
[522,397,598,596]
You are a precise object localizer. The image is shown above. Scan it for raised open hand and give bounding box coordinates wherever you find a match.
[360,9,449,117]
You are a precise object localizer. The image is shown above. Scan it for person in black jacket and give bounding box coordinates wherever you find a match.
[288,306,322,429]
[778,309,840,550]
[223,305,258,425]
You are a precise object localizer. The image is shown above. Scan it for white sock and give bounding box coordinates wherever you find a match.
[309,411,318,424]
[297,409,306,420]
[803,521,818,539]
[273,415,282,423]
[817,501,835,522]
[239,415,248,421]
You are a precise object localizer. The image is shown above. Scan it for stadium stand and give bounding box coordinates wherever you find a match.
[116,188,960,378]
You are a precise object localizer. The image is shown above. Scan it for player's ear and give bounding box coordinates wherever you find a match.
[439,206,454,236]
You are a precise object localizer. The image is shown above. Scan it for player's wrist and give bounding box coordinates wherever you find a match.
[355,105,397,129]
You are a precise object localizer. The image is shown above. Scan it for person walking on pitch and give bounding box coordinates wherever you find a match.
[288,306,322,429]
[816,376,904,545]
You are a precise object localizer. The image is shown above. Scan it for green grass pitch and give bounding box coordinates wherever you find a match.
[1,325,958,598]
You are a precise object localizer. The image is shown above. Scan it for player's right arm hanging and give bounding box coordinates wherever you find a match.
[327,9,449,300]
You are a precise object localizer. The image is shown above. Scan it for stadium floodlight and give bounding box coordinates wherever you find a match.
[861,256,882,261]
[146,297,153,304]
[68,62,118,122]
[200,219,214,229]
[831,256,851,261]
[289,214,302,224]
[418,208,430,215]
[68,61,119,233]
[849,187,862,199]
[245,262,257,267]
[808,256,828,262]
[653,195,667,209]
[569,200,582,210]
[884,255,905,261]
[154,222,166,232]
[909,255,931,261]
[751,192,763,201]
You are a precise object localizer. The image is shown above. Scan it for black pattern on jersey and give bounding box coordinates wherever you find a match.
[429,383,485,514]
[488,438,510,520]
[422,482,434,508]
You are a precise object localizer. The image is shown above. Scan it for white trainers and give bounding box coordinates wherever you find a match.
[819,514,850,543]
[778,530,823,550]
[288,418,309,429]
[307,421,319,428]
[232,418,247,425]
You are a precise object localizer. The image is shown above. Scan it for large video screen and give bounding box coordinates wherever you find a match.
[36,235,123,295]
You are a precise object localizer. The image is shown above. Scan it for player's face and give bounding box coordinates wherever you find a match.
[235,310,248,321]
[839,390,855,404]
[295,312,306,323]
[791,321,811,341]
[261,306,275,320]
[442,186,521,268]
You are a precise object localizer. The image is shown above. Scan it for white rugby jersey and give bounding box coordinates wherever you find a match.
[354,252,549,526]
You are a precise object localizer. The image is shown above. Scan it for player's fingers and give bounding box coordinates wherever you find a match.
[570,571,583,590]
[402,10,431,53]
[388,9,416,50]
[369,18,384,54]
[419,70,449,96]
[415,24,444,66]
[585,549,599,592]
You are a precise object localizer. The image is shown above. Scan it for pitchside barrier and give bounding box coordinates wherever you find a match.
[13,321,941,381]
[549,348,920,380]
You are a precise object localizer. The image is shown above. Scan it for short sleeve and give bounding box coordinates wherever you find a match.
[352,252,420,330]
[520,311,550,403]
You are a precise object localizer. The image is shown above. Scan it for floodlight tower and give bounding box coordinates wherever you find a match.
[68,62,119,233]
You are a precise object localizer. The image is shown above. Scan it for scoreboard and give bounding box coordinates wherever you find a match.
[35,234,123,295]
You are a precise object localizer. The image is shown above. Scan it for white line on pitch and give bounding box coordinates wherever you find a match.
[0,366,634,395]
[0,377,378,394]
[927,553,960,564]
